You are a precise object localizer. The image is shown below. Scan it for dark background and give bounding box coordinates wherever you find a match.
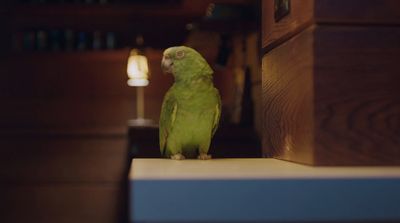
[0,1,261,223]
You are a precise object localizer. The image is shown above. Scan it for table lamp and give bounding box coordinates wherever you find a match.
[127,49,153,126]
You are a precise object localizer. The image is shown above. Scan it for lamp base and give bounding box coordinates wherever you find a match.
[128,118,155,127]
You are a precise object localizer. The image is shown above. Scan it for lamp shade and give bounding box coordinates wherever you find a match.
[127,49,149,87]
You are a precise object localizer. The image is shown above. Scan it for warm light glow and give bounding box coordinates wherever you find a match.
[127,79,149,87]
[127,49,149,87]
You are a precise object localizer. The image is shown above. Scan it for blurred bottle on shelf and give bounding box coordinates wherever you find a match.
[106,32,116,49]
[19,0,114,4]
[14,29,119,52]
[92,31,102,50]
[23,32,35,51]
[64,29,74,51]
[50,30,62,51]
[36,30,48,51]
[76,32,88,50]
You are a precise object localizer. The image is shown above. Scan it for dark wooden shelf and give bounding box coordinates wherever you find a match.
[0,126,127,138]
[4,2,206,49]
[12,4,198,18]
[8,3,204,30]
[4,49,131,60]
[197,19,258,34]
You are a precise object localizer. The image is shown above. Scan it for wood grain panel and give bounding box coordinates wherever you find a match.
[262,26,315,164]
[0,99,162,128]
[262,0,314,51]
[313,25,400,165]
[0,137,128,182]
[315,0,400,24]
[0,184,125,223]
[262,0,400,50]
[262,25,400,165]
[0,50,173,99]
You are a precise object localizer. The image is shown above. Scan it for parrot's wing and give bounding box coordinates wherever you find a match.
[159,90,178,156]
[211,93,221,136]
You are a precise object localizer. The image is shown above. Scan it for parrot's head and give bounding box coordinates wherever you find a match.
[161,46,213,81]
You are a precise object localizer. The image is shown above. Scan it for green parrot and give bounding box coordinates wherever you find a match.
[160,46,221,160]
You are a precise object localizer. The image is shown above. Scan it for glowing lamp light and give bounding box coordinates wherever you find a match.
[126,48,153,126]
[127,49,149,87]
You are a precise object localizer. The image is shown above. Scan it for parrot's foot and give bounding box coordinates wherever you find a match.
[198,153,212,160]
[170,153,185,160]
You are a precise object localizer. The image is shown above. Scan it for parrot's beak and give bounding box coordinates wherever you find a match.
[161,57,173,74]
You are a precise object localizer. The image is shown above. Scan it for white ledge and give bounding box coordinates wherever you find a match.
[129,158,400,223]
[130,158,400,180]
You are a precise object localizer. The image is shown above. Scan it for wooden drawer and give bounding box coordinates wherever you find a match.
[262,0,400,51]
[0,136,128,182]
[0,184,125,223]
[314,0,400,24]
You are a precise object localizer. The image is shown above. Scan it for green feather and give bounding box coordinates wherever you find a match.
[159,46,221,159]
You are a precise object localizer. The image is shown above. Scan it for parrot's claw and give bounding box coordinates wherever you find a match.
[171,153,185,160]
[198,153,212,160]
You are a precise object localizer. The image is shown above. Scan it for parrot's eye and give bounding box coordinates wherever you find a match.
[175,50,185,59]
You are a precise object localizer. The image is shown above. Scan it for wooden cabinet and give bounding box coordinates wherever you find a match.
[262,0,314,52]
[0,2,175,223]
[0,128,129,223]
[262,0,400,165]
